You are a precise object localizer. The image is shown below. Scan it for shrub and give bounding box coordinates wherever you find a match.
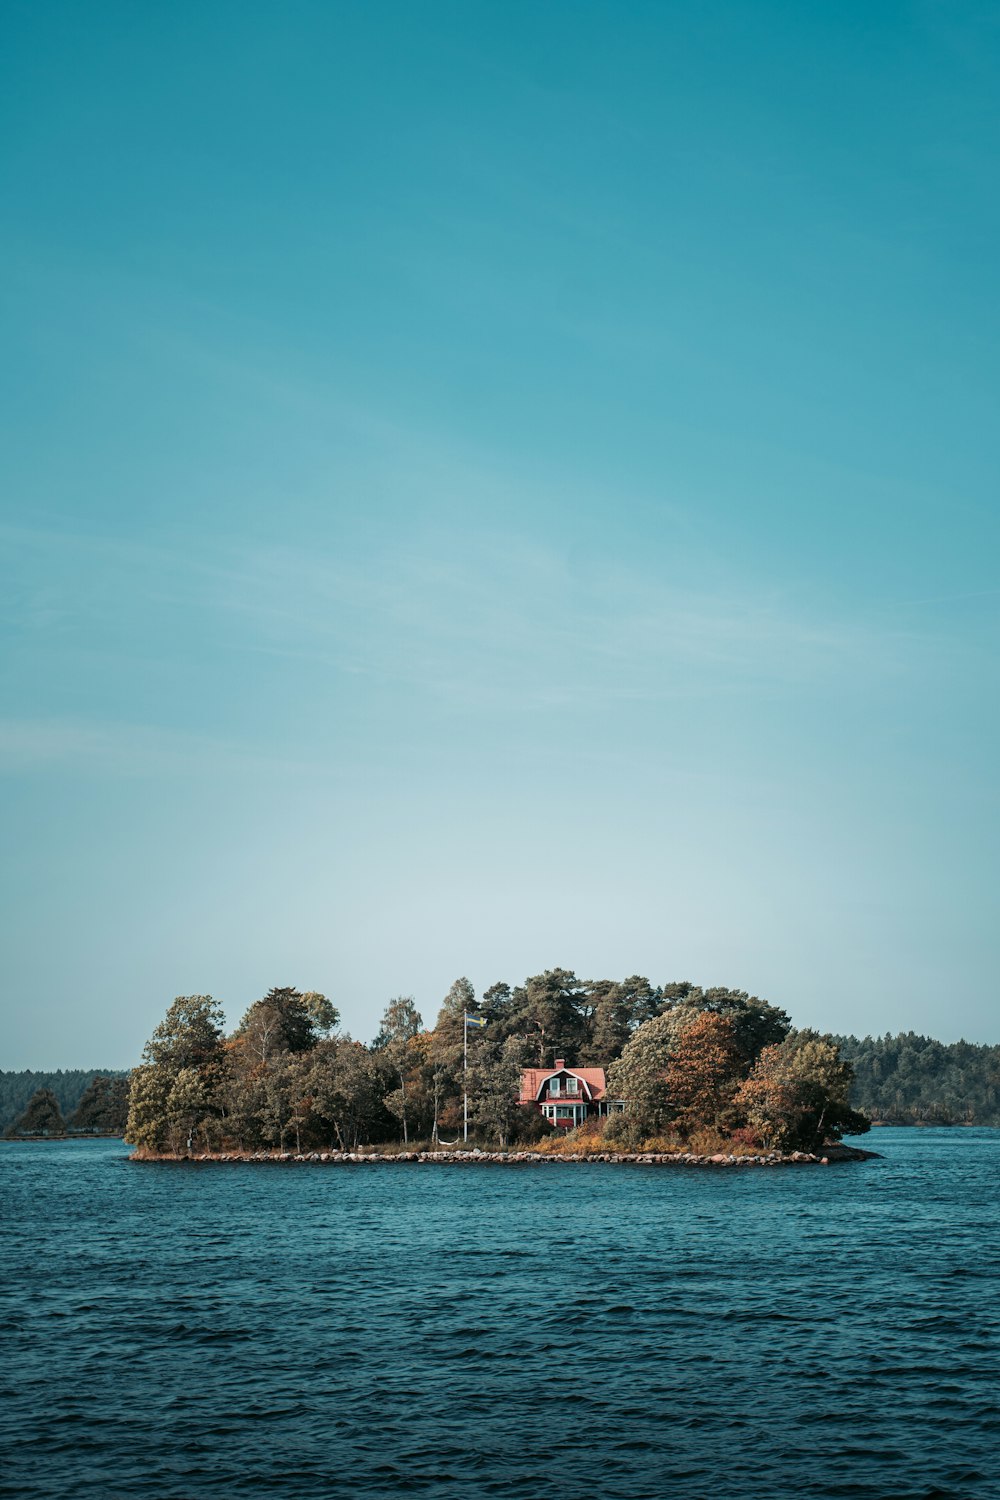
[531,1129,589,1155]
[601,1113,645,1150]
[510,1105,551,1145]
[637,1133,684,1153]
[684,1125,730,1155]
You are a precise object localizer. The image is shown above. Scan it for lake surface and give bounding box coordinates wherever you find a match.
[1,1130,998,1500]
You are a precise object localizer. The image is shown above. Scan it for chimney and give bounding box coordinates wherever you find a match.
[555,1058,565,1071]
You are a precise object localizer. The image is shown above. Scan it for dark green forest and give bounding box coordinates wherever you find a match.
[0,1071,130,1133]
[834,1033,1000,1125]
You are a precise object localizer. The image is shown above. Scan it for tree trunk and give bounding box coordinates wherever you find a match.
[399,1070,408,1145]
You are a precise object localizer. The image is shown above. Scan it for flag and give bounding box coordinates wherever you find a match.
[465,1013,487,1028]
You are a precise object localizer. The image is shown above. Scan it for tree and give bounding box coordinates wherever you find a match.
[214,1051,257,1149]
[167,1067,209,1153]
[582,981,630,1063]
[696,988,792,1068]
[307,1038,385,1150]
[508,969,589,1066]
[235,1002,287,1068]
[285,1054,318,1152]
[606,1009,694,1132]
[125,1064,173,1151]
[734,1047,808,1151]
[661,1012,741,1131]
[480,981,513,1028]
[436,977,476,1036]
[235,987,335,1064]
[303,991,339,1037]
[374,996,423,1144]
[143,995,224,1071]
[5,1088,65,1137]
[257,1055,296,1149]
[128,996,226,1153]
[779,1031,870,1145]
[70,1075,130,1134]
[428,979,478,1142]
[656,987,791,1071]
[468,1037,525,1147]
[734,1035,870,1151]
[583,975,659,1062]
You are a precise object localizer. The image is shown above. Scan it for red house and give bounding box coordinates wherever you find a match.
[519,1059,622,1130]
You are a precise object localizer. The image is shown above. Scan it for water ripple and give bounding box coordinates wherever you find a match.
[1,1130,999,1499]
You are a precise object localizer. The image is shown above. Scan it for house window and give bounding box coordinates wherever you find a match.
[549,1078,560,1096]
[564,1076,578,1094]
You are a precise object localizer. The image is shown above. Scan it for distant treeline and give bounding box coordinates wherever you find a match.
[0,1070,130,1132]
[834,1033,1000,1125]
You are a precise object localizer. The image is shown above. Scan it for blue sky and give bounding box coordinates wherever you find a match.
[2,1,998,1065]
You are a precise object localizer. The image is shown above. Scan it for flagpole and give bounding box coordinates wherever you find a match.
[463,1012,468,1143]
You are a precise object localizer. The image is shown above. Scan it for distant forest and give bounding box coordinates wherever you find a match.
[834,1034,1000,1125]
[0,1070,129,1132]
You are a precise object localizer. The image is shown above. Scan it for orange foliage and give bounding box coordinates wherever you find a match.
[661,1012,741,1127]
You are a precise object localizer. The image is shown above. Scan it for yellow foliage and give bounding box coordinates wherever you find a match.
[636,1133,684,1153]
[683,1124,759,1156]
[683,1125,730,1154]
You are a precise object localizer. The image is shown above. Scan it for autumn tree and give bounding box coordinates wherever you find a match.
[779,1031,870,1145]
[693,988,792,1069]
[661,1012,742,1131]
[735,1033,870,1150]
[606,1008,694,1132]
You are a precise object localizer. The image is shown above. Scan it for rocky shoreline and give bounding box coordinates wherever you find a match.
[133,1142,879,1167]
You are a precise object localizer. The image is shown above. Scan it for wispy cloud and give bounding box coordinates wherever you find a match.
[206,532,928,713]
[0,717,324,779]
[2,514,940,733]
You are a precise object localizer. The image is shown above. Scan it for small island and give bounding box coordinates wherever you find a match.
[124,972,877,1166]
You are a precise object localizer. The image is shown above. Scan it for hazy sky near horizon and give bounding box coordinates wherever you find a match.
[3,1,999,1067]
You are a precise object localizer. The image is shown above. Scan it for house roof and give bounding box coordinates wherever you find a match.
[519,1065,608,1104]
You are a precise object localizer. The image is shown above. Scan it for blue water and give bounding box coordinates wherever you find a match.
[1,1131,998,1500]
